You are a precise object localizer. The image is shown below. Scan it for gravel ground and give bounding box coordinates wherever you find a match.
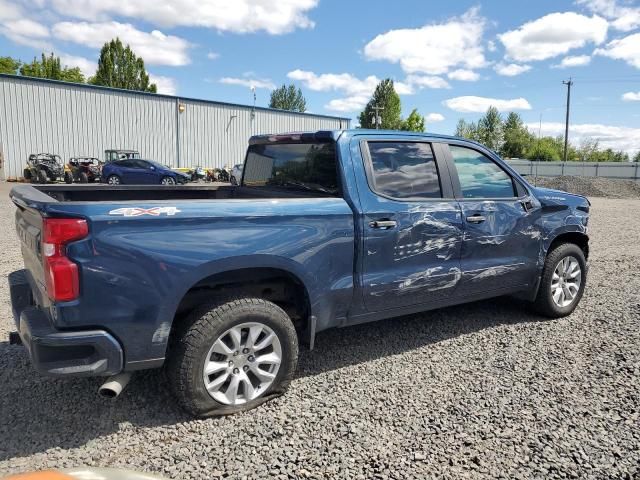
[0,181,638,479]
[529,175,640,199]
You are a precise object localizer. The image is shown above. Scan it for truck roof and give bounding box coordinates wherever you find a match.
[249,129,468,145]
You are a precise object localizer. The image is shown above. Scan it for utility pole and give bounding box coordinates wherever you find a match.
[562,78,573,162]
[371,104,384,129]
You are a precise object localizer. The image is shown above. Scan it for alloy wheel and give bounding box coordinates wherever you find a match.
[550,256,582,308]
[202,322,282,405]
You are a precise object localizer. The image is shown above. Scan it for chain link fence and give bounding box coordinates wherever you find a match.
[505,159,640,180]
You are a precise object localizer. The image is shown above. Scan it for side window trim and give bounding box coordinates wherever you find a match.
[442,142,525,201]
[359,138,454,202]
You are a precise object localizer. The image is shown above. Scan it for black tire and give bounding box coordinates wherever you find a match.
[160,176,176,185]
[531,243,587,318]
[24,169,32,182]
[37,169,48,184]
[230,176,238,186]
[166,298,298,417]
[64,171,73,184]
[78,171,89,183]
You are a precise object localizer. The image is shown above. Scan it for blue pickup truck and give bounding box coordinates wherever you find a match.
[9,130,590,416]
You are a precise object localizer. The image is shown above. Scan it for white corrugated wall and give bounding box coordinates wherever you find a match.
[0,75,350,179]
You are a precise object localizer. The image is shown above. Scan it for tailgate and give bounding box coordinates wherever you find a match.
[14,203,46,302]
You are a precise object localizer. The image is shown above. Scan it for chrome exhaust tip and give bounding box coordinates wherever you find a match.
[98,372,132,398]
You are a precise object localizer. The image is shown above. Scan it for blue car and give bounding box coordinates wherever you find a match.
[102,159,190,185]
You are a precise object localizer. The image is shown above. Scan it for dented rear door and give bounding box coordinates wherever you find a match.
[353,136,464,312]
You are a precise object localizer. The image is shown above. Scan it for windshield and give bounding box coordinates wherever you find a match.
[242,142,339,196]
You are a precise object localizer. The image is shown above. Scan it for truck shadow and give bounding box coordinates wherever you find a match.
[0,296,547,462]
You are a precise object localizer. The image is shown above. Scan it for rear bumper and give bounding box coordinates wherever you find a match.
[9,269,123,377]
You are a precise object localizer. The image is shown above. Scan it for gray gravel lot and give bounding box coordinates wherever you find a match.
[0,181,638,479]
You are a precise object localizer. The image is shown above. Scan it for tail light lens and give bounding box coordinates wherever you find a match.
[42,218,89,302]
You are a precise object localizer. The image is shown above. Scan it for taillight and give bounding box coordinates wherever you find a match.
[42,218,89,302]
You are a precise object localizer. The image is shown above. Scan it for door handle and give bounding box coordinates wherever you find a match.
[369,219,397,229]
[466,215,486,224]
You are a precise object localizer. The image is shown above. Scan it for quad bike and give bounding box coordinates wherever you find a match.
[23,153,65,183]
[66,157,103,183]
[213,168,230,182]
[189,165,206,182]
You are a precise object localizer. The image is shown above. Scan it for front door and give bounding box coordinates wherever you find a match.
[356,138,464,312]
[444,144,542,295]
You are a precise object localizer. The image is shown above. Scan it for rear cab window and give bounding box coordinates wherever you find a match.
[366,141,441,199]
[242,142,339,196]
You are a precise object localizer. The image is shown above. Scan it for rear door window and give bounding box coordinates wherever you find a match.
[449,145,515,199]
[367,142,441,199]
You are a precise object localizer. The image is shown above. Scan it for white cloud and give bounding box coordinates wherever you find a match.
[405,74,451,89]
[498,12,608,62]
[149,74,177,95]
[206,51,219,60]
[0,0,22,21]
[494,63,531,76]
[394,81,414,95]
[59,54,97,77]
[622,91,640,101]
[1,18,51,49]
[48,0,318,34]
[487,40,497,52]
[447,69,480,81]
[577,0,640,31]
[595,33,640,69]
[52,21,191,66]
[363,7,487,75]
[287,70,382,112]
[444,96,532,113]
[527,121,640,154]
[553,54,592,68]
[220,76,275,90]
[425,113,445,122]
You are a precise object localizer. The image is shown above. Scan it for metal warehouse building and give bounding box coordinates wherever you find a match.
[0,74,350,180]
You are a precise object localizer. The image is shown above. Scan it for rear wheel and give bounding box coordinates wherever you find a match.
[64,172,73,184]
[161,176,176,185]
[37,169,48,184]
[166,298,298,417]
[532,243,586,318]
[107,174,121,185]
[230,176,238,185]
[78,171,89,183]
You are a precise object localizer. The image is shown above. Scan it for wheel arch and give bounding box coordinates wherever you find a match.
[162,260,314,357]
[546,230,589,260]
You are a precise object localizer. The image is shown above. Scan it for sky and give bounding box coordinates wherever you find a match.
[1,0,640,155]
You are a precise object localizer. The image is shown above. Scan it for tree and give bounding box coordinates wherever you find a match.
[90,38,156,93]
[477,106,503,151]
[455,119,481,142]
[19,53,85,83]
[633,151,640,163]
[401,108,425,132]
[577,138,600,162]
[359,79,402,129]
[269,84,306,112]
[501,112,533,158]
[528,136,562,161]
[0,56,20,74]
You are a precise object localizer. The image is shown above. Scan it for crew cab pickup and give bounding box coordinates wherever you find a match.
[9,130,590,416]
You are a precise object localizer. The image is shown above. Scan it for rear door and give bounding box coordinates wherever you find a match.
[354,136,464,312]
[443,143,542,295]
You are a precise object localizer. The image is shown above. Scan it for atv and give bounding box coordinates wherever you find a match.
[66,157,102,183]
[23,153,65,184]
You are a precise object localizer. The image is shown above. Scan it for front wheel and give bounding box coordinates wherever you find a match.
[64,172,73,184]
[161,176,176,186]
[230,176,238,185]
[78,171,89,183]
[531,243,587,318]
[106,174,121,185]
[37,169,48,184]
[166,298,298,417]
